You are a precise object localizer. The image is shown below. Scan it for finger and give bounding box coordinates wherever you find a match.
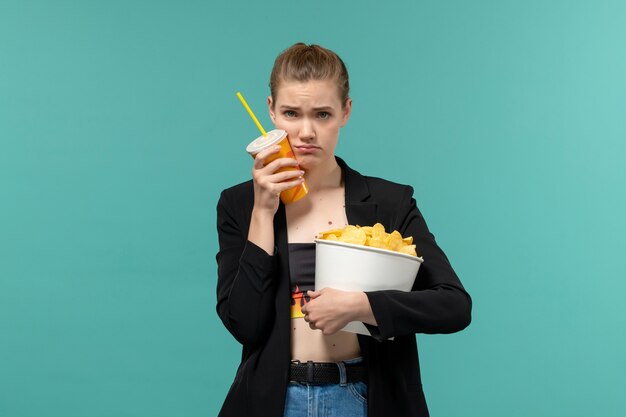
[253,174,303,198]
[265,169,305,184]
[262,157,300,174]
[253,161,300,184]
[254,146,281,165]
[322,327,337,336]
[303,314,309,322]
[270,177,305,194]
[307,290,321,299]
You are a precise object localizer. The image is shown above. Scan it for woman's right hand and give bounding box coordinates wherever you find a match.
[251,145,304,215]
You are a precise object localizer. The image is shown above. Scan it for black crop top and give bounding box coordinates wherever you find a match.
[288,243,315,319]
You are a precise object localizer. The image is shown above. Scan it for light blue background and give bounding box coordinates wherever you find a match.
[1,1,625,416]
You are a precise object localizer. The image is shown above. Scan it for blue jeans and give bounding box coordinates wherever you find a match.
[283,358,367,417]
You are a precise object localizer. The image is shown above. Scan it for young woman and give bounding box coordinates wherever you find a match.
[216,43,472,417]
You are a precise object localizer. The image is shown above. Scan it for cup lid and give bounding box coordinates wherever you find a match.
[246,129,287,155]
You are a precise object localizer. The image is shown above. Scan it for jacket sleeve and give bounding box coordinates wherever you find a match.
[215,189,280,347]
[365,186,472,340]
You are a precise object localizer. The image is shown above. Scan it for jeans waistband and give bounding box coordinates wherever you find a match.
[289,358,367,385]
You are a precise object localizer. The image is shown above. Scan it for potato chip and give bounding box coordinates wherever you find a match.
[387,231,404,251]
[317,223,419,257]
[398,244,417,257]
[360,226,373,236]
[371,223,386,240]
[318,228,345,239]
[366,236,387,249]
[340,227,367,245]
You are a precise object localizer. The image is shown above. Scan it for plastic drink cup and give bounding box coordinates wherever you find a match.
[246,129,308,204]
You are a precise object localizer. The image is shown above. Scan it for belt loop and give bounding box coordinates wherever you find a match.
[306,361,314,384]
[337,361,347,387]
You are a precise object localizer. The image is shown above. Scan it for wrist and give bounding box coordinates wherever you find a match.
[349,292,373,323]
[248,207,276,255]
[251,206,276,221]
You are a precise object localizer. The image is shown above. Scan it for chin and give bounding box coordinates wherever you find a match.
[296,160,313,171]
[295,153,318,166]
[297,156,333,173]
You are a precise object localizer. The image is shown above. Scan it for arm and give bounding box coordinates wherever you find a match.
[215,190,279,347]
[215,147,304,346]
[365,186,472,340]
[302,186,470,339]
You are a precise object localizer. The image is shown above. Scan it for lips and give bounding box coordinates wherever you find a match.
[294,145,320,153]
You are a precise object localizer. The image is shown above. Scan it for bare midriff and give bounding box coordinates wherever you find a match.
[291,318,361,362]
[286,172,360,362]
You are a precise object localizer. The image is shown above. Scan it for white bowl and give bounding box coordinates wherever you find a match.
[314,239,424,335]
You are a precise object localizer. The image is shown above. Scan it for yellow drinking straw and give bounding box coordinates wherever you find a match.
[236,92,267,137]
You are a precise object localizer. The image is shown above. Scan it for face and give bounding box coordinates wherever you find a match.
[268,79,352,171]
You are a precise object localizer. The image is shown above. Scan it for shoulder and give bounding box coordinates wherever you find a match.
[217,179,254,212]
[339,157,414,203]
[219,179,253,200]
[364,175,413,200]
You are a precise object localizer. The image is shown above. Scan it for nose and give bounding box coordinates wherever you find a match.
[299,118,315,142]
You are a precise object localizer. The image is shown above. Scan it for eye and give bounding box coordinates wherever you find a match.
[284,110,297,118]
[318,112,331,120]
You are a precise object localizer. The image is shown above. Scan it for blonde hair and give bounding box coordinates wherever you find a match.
[269,43,350,107]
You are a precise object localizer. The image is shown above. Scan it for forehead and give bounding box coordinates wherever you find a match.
[274,79,343,107]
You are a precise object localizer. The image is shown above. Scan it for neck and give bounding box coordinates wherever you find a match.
[303,157,342,193]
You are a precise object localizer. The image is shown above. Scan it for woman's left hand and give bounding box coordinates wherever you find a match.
[301,288,375,335]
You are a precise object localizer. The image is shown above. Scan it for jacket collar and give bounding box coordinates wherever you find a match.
[336,156,379,226]
[337,156,370,203]
[275,156,378,235]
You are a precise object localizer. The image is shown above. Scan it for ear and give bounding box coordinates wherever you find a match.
[340,98,352,127]
[267,96,276,123]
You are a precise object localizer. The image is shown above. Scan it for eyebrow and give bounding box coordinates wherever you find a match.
[279,105,334,111]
